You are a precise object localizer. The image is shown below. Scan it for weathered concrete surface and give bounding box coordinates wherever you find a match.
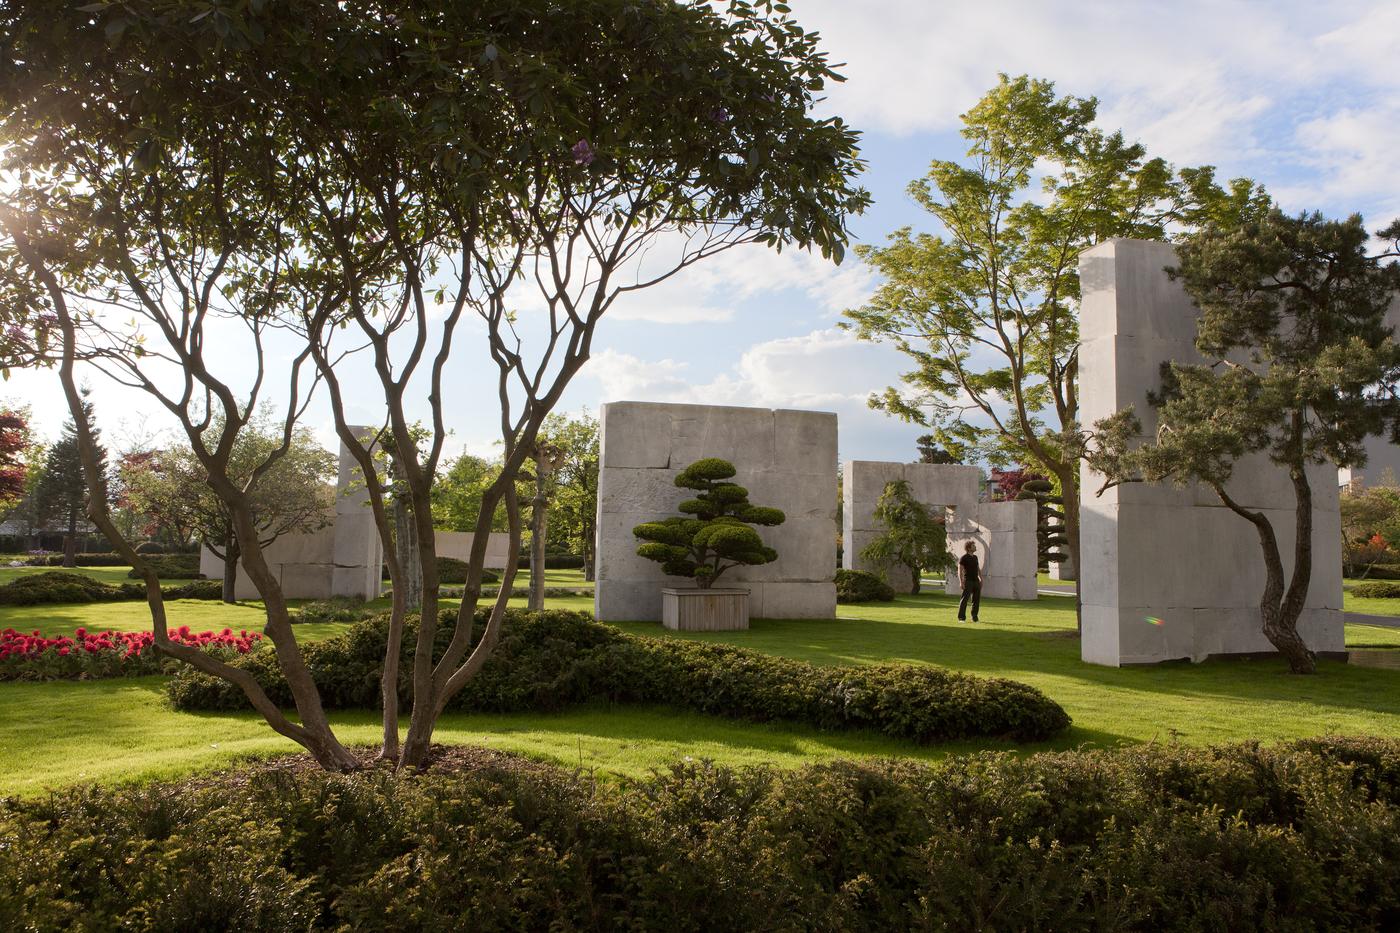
[199,426,384,601]
[1338,297,1400,491]
[842,461,1038,600]
[434,531,511,569]
[1079,239,1343,666]
[594,402,837,622]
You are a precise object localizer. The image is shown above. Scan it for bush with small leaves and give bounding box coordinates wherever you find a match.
[834,569,895,603]
[1352,581,1400,599]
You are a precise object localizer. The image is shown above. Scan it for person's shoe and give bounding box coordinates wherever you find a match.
[972,617,979,623]
[957,616,965,622]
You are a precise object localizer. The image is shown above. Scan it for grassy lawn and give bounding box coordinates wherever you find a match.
[2,590,1398,797]
[1343,577,1400,617]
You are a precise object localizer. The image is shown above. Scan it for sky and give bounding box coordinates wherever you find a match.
[7,0,1400,465]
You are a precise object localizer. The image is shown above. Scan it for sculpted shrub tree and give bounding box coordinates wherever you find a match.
[124,419,335,602]
[843,74,1268,618]
[1093,211,1400,674]
[860,479,952,594]
[634,458,784,588]
[0,0,866,769]
[1016,477,1068,572]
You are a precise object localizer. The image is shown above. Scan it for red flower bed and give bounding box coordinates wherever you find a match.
[0,625,262,681]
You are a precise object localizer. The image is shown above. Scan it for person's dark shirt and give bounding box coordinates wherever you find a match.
[959,553,980,586]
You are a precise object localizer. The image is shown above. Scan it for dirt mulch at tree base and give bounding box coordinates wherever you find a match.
[183,744,557,794]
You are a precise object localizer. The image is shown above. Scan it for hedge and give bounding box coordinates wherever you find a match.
[169,609,1070,744]
[126,554,203,579]
[834,568,895,603]
[0,572,221,606]
[1347,563,1400,580]
[1352,581,1400,599]
[382,557,500,585]
[2,737,1397,930]
[24,552,130,567]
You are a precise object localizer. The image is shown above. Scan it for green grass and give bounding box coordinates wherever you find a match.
[2,590,1398,797]
[1343,578,1400,617]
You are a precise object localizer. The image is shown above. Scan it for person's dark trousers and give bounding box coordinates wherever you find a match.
[958,583,981,621]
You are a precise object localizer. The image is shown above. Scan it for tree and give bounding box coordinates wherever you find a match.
[1340,478,1400,572]
[34,391,107,566]
[915,434,961,464]
[1016,477,1068,572]
[125,419,336,602]
[634,458,784,587]
[433,455,508,534]
[1092,211,1400,674]
[842,74,1267,622]
[0,0,866,770]
[0,407,30,503]
[859,479,952,594]
[538,411,600,579]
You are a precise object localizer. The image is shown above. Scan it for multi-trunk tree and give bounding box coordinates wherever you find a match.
[0,0,867,770]
[1092,211,1400,674]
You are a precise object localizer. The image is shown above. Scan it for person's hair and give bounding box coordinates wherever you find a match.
[964,541,976,552]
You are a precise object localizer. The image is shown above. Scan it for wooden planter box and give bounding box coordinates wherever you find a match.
[661,587,749,631]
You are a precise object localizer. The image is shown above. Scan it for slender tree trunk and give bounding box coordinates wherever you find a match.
[63,507,78,567]
[528,468,549,610]
[393,488,422,611]
[583,526,596,582]
[908,562,921,595]
[1053,462,1082,633]
[221,533,240,604]
[1213,479,1316,675]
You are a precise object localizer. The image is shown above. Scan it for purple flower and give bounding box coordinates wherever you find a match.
[571,139,595,167]
[709,106,730,123]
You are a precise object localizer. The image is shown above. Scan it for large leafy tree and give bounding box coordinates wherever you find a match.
[1092,212,1400,674]
[0,406,30,503]
[859,479,952,594]
[124,418,335,602]
[0,0,867,770]
[843,74,1267,619]
[34,390,107,566]
[538,411,600,579]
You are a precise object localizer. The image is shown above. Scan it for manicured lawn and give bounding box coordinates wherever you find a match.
[2,590,1397,797]
[1343,578,1400,617]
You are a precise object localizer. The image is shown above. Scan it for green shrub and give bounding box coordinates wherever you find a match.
[1352,581,1400,598]
[295,597,378,626]
[2,738,1398,930]
[1347,563,1400,580]
[126,554,203,579]
[168,609,1069,743]
[28,552,131,567]
[382,558,499,585]
[834,568,895,603]
[0,572,220,607]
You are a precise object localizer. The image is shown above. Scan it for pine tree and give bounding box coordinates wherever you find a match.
[34,389,106,566]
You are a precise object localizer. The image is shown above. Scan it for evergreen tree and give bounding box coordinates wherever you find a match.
[34,390,106,566]
[860,479,953,594]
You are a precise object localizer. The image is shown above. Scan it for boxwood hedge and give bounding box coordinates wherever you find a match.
[0,571,221,606]
[2,737,1397,931]
[834,568,895,603]
[168,609,1071,744]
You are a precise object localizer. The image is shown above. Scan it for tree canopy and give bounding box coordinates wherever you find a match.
[859,479,952,595]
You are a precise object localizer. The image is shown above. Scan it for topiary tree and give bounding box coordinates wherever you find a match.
[633,458,784,589]
[860,479,953,594]
[1016,478,1068,572]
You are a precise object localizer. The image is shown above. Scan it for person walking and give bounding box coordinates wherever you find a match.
[957,540,983,622]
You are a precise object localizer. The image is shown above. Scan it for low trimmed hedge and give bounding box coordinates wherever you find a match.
[2,737,1398,930]
[0,572,221,606]
[126,554,203,579]
[1353,581,1400,599]
[169,609,1070,744]
[24,551,129,567]
[834,568,895,603]
[381,558,500,585]
[1348,562,1400,580]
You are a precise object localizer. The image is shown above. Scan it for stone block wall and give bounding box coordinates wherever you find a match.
[435,531,511,569]
[1078,239,1343,666]
[842,461,1038,600]
[594,401,838,621]
[199,426,384,601]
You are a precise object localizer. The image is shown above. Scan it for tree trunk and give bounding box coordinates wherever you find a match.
[1213,479,1316,675]
[529,471,548,611]
[393,491,422,611]
[222,533,240,604]
[63,507,78,567]
[908,562,921,595]
[582,522,596,582]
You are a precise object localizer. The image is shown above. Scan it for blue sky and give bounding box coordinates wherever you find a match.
[9,1,1400,465]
